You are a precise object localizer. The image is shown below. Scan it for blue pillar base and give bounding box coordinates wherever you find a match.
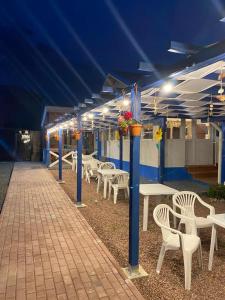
[122,265,148,279]
[57,180,65,184]
[75,203,87,208]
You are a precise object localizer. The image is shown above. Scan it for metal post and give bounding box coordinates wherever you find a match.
[46,132,50,167]
[123,84,147,278]
[159,118,166,183]
[119,134,123,170]
[58,128,64,183]
[97,129,102,160]
[76,115,86,207]
[221,122,225,184]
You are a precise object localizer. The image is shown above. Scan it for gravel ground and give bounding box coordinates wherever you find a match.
[51,168,225,300]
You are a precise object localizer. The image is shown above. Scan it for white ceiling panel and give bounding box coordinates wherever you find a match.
[177,61,225,80]
[174,79,218,94]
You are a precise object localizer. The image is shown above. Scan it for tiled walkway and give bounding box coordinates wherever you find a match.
[0,163,144,300]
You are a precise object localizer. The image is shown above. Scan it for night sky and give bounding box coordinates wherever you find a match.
[1,0,225,129]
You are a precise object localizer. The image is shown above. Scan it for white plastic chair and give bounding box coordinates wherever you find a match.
[108,174,129,204]
[97,162,116,193]
[86,159,101,183]
[153,204,202,290]
[99,162,116,170]
[173,191,217,249]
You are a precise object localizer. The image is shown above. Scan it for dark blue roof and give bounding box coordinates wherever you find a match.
[1,0,225,129]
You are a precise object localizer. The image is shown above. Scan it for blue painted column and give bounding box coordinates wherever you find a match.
[76,115,85,206]
[119,134,123,170]
[128,84,141,271]
[159,118,166,183]
[221,122,225,184]
[97,130,102,160]
[46,131,50,167]
[58,128,63,182]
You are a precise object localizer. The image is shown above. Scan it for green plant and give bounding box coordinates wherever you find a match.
[208,185,225,200]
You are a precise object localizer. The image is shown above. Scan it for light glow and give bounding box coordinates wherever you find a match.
[161,82,173,94]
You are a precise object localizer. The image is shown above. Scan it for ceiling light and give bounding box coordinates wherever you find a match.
[102,107,109,114]
[88,113,94,119]
[82,116,87,121]
[161,82,173,94]
[123,97,129,106]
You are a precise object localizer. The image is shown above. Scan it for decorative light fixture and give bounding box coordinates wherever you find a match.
[82,116,87,121]
[88,113,94,119]
[161,81,173,94]
[102,107,109,114]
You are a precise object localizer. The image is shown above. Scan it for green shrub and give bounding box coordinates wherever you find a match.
[208,185,225,200]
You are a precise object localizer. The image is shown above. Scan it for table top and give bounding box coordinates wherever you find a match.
[98,169,128,176]
[139,184,178,196]
[207,214,225,228]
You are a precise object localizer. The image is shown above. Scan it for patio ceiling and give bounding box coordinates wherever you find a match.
[47,57,225,132]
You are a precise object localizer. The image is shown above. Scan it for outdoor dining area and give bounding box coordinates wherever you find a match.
[44,56,225,299]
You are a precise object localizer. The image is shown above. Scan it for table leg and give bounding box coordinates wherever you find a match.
[143,196,149,231]
[97,175,100,193]
[103,176,107,199]
[208,224,216,271]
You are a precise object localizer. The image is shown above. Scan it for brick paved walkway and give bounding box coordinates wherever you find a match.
[0,163,144,300]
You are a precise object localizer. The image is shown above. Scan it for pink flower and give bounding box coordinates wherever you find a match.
[118,115,125,124]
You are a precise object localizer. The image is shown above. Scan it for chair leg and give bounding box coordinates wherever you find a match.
[198,241,203,269]
[108,183,112,200]
[156,244,166,274]
[183,251,192,290]
[215,232,218,251]
[113,187,118,204]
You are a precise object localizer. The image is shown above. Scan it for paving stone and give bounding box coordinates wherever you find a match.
[0,163,144,299]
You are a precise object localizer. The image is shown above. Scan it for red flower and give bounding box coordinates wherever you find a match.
[124,111,133,120]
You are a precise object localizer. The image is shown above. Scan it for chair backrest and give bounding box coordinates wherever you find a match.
[99,162,116,170]
[113,174,129,187]
[88,159,99,170]
[153,204,172,241]
[173,191,199,218]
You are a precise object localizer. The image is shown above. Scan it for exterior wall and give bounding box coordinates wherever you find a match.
[185,140,213,165]
[106,136,214,181]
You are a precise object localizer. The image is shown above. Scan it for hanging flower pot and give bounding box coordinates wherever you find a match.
[73,131,81,141]
[54,133,59,141]
[129,124,142,136]
[119,126,128,136]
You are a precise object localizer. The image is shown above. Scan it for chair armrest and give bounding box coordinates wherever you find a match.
[197,197,215,215]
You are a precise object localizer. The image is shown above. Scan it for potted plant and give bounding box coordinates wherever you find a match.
[118,111,142,137]
[54,133,59,141]
[73,130,81,141]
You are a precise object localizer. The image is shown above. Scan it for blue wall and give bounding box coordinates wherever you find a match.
[107,157,192,182]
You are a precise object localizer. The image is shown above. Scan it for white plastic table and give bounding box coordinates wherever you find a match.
[139,183,178,231]
[208,214,225,270]
[97,169,128,199]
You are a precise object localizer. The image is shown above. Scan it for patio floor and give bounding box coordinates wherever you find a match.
[0,163,143,300]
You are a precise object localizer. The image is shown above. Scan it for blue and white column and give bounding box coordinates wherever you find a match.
[45,131,50,167]
[58,127,64,183]
[119,134,123,170]
[76,115,86,207]
[97,129,102,160]
[221,122,225,184]
[159,118,166,183]
[124,84,147,278]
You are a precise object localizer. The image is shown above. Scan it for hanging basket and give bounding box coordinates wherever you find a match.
[129,124,142,136]
[119,127,128,136]
[54,133,59,141]
[74,131,81,141]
